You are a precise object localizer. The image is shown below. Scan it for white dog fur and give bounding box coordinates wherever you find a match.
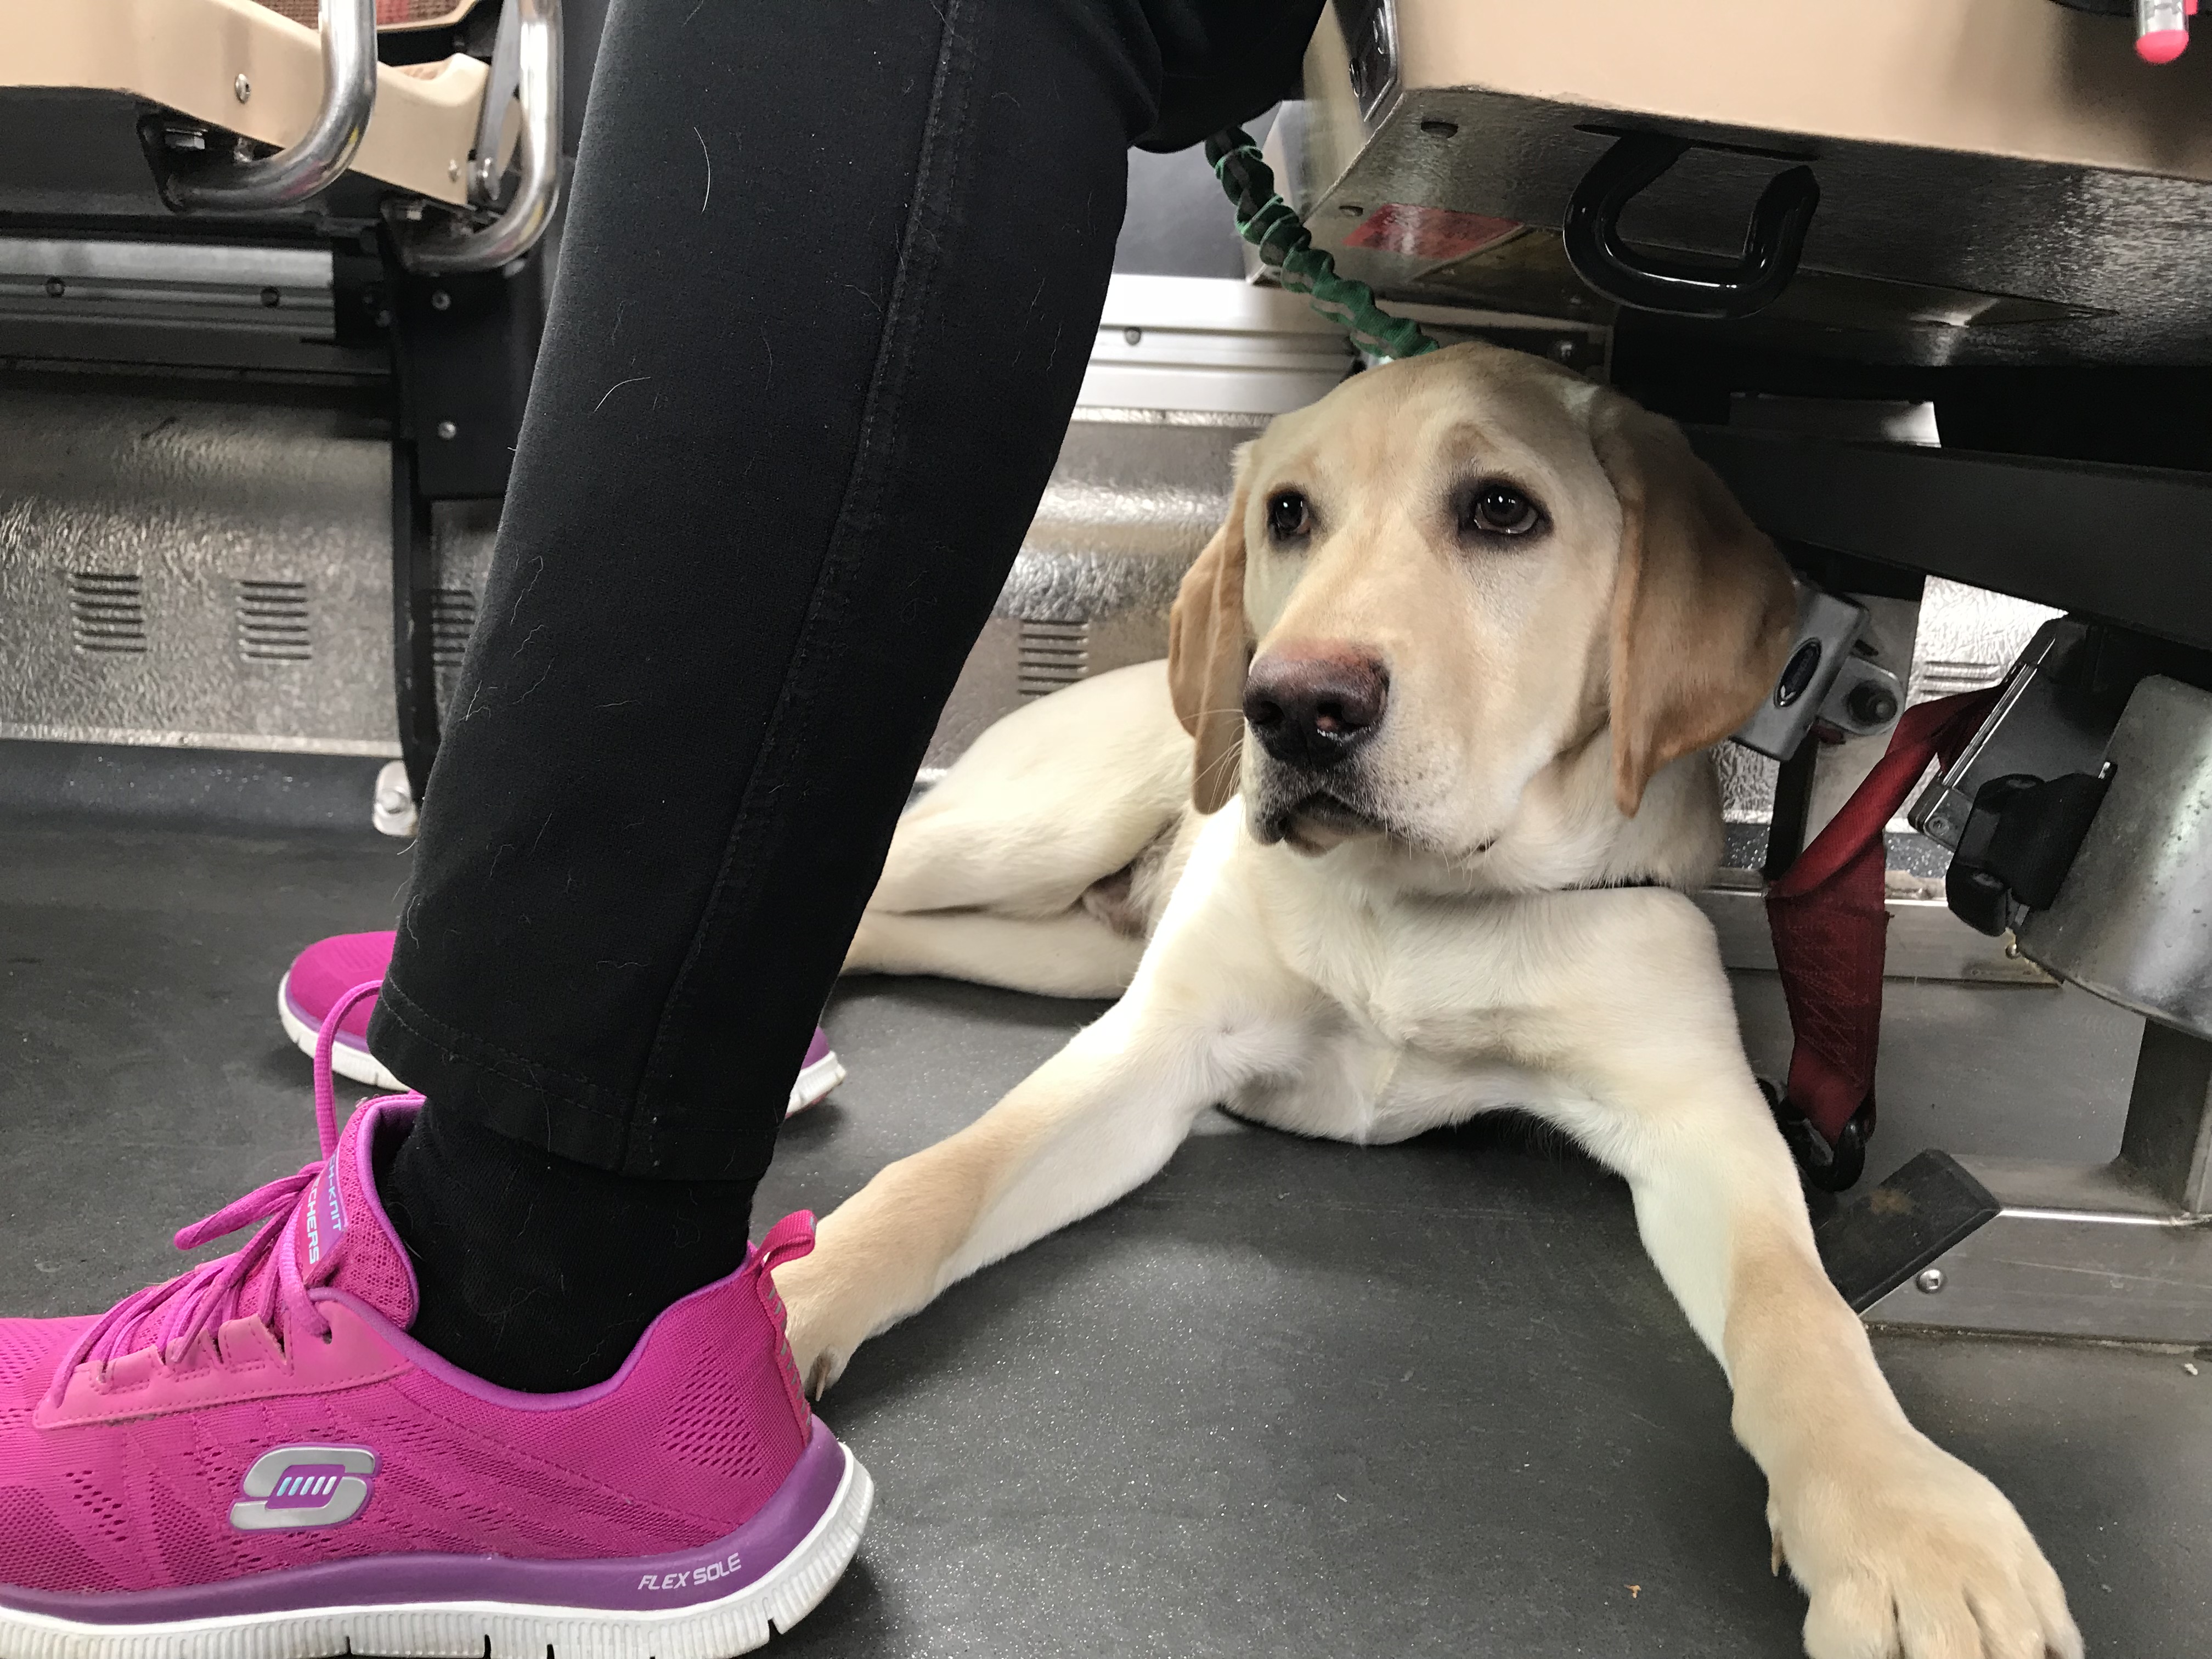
[780,343,2080,1659]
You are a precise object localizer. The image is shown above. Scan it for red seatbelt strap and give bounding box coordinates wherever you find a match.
[1763,687,2001,1146]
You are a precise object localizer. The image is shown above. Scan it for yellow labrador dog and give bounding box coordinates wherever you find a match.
[782,343,2080,1659]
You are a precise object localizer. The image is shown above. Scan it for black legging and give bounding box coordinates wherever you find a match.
[370,0,1318,1190]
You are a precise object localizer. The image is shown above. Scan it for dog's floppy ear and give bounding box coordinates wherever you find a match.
[1168,463,1254,814]
[1590,391,1797,817]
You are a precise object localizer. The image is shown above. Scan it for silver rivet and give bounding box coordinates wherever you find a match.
[1915,1267,1945,1294]
[448,159,462,181]
[234,74,252,104]
[430,289,452,312]
[435,420,457,441]
[1551,340,1575,363]
[1122,326,1142,346]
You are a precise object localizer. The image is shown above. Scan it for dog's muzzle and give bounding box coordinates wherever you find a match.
[1243,648,1392,848]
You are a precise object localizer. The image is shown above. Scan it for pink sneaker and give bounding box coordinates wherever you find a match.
[0,983,873,1658]
[279,931,848,1113]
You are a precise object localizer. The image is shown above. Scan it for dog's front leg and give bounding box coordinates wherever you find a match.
[784,818,1304,1393]
[778,990,1283,1394]
[1578,1044,2081,1659]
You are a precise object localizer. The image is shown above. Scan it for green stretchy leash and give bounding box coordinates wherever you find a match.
[1204,126,1441,363]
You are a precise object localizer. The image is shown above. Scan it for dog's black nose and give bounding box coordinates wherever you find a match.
[1243,648,1388,769]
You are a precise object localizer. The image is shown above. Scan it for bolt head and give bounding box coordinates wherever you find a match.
[430,289,452,312]
[259,286,280,309]
[1848,682,1899,726]
[1122,326,1142,346]
[1915,1267,1946,1294]
[435,420,458,441]
[234,74,251,104]
[43,277,63,299]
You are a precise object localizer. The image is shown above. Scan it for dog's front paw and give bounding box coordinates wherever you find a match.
[1770,1429,2080,1659]
[772,1250,870,1398]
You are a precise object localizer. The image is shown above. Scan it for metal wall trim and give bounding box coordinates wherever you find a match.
[0,721,400,758]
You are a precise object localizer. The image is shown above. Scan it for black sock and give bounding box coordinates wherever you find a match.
[375,1104,755,1392]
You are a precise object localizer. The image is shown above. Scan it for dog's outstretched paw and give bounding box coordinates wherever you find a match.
[1773,1430,2081,1659]
[773,1252,865,1400]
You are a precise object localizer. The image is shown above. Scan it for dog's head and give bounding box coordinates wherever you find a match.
[1167,342,1795,865]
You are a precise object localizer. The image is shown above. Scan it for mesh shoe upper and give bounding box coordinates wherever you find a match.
[0,1262,810,1593]
[281,933,397,1045]
[0,985,817,1601]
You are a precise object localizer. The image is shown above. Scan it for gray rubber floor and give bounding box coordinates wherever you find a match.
[2,780,2206,1657]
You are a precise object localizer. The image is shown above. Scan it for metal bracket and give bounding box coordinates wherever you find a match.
[153,0,378,214]
[1821,676,2212,1345]
[1908,618,2128,850]
[1835,1025,2212,1345]
[2017,675,2212,1039]
[1732,585,1886,761]
[381,215,549,799]
[470,0,526,206]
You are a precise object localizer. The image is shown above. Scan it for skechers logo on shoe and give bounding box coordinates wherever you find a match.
[639,1552,744,1593]
[229,1446,377,1531]
[303,1164,347,1267]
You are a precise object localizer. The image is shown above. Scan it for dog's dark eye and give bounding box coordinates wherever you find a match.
[1458,480,1545,540]
[1266,489,1312,542]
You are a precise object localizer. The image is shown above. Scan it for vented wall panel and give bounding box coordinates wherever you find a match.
[922,413,1258,769]
[0,385,397,755]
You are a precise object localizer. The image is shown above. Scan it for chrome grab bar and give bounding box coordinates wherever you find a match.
[166,0,378,212]
[396,0,562,273]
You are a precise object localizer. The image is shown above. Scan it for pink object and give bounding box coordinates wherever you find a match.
[2138,27,2189,61]
[0,984,870,1656]
[279,931,846,1111]
[276,930,399,1088]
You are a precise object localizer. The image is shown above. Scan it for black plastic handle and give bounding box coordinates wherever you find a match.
[1562,133,1819,320]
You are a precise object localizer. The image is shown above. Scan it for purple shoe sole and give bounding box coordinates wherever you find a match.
[0,1424,864,1629]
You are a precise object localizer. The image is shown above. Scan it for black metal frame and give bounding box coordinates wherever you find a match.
[1691,427,2212,655]
[380,232,549,801]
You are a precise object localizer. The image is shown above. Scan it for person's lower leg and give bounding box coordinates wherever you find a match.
[376,1110,757,1391]
[364,0,1181,1389]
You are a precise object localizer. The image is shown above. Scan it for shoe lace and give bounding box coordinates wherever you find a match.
[47,981,393,1407]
